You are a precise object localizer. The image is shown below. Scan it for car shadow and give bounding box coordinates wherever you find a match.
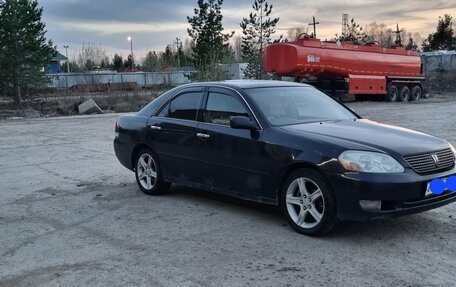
[166,184,282,217]
[327,212,452,239]
[154,184,452,239]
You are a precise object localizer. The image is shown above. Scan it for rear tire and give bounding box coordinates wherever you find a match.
[281,169,337,236]
[134,148,170,195]
[399,86,410,102]
[386,85,399,102]
[410,85,422,101]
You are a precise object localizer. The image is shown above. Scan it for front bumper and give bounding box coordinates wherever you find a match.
[329,167,456,221]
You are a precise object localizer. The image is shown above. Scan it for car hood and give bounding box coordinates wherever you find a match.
[281,119,449,156]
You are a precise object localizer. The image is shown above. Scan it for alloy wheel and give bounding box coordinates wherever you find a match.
[285,177,325,229]
[137,153,157,190]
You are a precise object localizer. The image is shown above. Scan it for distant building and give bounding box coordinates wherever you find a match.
[220,63,247,80]
[46,51,68,74]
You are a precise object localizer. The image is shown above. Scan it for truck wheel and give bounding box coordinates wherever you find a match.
[399,86,410,102]
[410,86,422,101]
[386,85,399,102]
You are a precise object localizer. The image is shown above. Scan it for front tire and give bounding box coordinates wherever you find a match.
[135,148,170,195]
[281,169,337,236]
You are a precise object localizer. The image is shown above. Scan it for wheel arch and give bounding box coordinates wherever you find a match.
[130,143,156,171]
[277,161,339,235]
[275,162,332,205]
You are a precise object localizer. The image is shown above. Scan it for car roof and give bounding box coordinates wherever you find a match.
[181,80,312,90]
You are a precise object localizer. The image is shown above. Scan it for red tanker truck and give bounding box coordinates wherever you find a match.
[263,35,425,101]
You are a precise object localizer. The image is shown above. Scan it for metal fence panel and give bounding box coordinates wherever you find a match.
[46,72,192,89]
[421,52,456,73]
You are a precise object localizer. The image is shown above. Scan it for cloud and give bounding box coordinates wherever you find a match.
[39,0,456,60]
[42,0,193,23]
[59,21,188,35]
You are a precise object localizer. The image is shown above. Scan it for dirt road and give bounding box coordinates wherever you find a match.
[1,96,455,287]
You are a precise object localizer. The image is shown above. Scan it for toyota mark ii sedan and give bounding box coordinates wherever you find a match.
[114,80,456,235]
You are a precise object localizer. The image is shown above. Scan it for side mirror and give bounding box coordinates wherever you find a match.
[230,116,258,130]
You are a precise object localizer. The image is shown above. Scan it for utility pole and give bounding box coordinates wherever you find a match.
[127,36,134,69]
[175,37,181,68]
[393,24,403,47]
[63,45,70,73]
[308,16,320,38]
[259,0,263,79]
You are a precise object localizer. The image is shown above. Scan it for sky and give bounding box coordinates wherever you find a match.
[39,0,456,61]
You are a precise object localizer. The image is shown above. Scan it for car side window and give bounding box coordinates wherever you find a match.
[158,92,202,121]
[204,92,249,126]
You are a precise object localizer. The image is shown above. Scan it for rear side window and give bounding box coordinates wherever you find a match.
[158,92,202,121]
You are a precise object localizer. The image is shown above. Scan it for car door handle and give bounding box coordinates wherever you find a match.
[149,125,162,131]
[196,133,210,139]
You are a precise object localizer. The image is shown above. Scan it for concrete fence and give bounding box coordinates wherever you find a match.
[46,64,248,90]
[421,51,456,74]
[421,51,456,92]
[46,71,192,89]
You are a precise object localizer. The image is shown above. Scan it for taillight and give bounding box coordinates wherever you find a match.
[115,119,119,138]
[115,119,119,131]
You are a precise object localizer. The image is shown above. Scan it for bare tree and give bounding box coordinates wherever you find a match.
[182,38,194,58]
[287,26,309,40]
[365,22,394,47]
[230,36,242,62]
[75,42,109,71]
[364,22,421,49]
[72,42,110,84]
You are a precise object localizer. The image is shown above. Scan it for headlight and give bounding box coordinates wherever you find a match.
[339,150,404,173]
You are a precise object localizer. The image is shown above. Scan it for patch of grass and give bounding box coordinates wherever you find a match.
[427,70,456,93]
[0,87,170,119]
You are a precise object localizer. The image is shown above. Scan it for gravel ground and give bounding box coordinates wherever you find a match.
[0,95,455,287]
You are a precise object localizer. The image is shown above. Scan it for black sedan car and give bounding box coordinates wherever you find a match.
[114,80,456,235]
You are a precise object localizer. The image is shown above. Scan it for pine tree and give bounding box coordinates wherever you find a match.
[124,55,134,70]
[113,54,124,72]
[240,0,280,79]
[340,18,368,45]
[187,0,234,81]
[161,45,174,68]
[422,14,456,51]
[142,51,160,72]
[405,37,418,51]
[175,43,192,67]
[0,0,54,108]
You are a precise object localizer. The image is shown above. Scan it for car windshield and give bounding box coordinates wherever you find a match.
[246,86,356,126]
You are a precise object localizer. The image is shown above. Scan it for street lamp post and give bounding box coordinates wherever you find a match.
[63,45,70,73]
[175,37,181,68]
[127,36,134,69]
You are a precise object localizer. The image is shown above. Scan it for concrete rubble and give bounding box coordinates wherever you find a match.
[78,99,104,115]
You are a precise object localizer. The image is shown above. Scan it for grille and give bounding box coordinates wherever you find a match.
[404,148,455,175]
